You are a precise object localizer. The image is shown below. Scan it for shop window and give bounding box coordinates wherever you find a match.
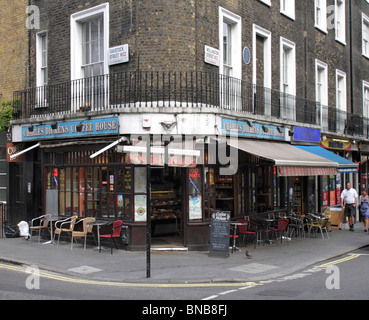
[45,149,133,220]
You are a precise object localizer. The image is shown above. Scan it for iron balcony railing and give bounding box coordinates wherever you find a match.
[12,71,368,138]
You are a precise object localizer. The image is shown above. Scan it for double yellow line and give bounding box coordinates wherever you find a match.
[318,254,360,268]
[0,262,259,288]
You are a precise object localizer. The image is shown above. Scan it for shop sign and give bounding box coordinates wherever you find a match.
[292,127,321,144]
[6,143,26,162]
[22,117,119,141]
[321,138,351,151]
[222,118,286,140]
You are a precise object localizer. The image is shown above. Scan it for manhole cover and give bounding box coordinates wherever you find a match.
[67,265,102,274]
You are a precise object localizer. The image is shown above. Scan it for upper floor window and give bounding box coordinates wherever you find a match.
[219,7,242,80]
[316,59,328,127]
[363,13,369,58]
[335,0,346,44]
[315,0,327,33]
[36,32,48,87]
[70,3,109,81]
[81,17,105,78]
[280,0,295,20]
[223,22,233,77]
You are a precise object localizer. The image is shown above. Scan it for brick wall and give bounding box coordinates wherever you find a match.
[28,0,369,116]
[0,0,29,101]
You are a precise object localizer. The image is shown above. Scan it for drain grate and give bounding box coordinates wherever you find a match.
[67,265,102,275]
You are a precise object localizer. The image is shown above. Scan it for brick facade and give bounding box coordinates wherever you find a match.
[25,0,369,119]
[0,0,29,101]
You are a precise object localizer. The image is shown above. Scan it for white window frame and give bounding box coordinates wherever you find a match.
[336,70,347,133]
[280,0,295,20]
[252,24,272,116]
[362,13,369,59]
[315,0,327,33]
[252,24,272,89]
[70,3,109,112]
[36,31,48,108]
[363,81,369,136]
[280,37,296,120]
[219,7,242,80]
[36,31,48,87]
[219,7,242,111]
[335,0,346,45]
[70,3,109,81]
[316,59,328,128]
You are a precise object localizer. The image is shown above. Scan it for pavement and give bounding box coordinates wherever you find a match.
[1,222,369,284]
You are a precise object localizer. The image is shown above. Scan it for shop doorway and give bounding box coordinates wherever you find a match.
[150,167,184,248]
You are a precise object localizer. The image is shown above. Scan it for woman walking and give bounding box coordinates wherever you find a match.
[360,190,369,232]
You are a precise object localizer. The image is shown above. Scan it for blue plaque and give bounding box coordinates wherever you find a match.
[243,47,251,65]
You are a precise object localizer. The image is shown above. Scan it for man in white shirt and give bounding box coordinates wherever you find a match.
[341,183,358,231]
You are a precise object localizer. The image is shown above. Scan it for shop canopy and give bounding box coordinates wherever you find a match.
[294,145,358,173]
[226,138,338,177]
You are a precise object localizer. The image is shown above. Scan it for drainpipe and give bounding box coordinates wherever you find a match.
[349,0,354,115]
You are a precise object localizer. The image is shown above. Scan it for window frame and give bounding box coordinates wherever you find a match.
[219,7,242,80]
[315,0,328,33]
[280,0,295,21]
[335,0,346,45]
[362,13,369,59]
[70,3,109,81]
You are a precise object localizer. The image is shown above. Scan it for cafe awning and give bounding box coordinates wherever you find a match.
[294,145,358,173]
[227,139,338,176]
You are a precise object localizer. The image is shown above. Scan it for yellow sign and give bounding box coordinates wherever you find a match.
[321,139,351,151]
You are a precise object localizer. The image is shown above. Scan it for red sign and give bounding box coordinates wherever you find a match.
[6,143,26,162]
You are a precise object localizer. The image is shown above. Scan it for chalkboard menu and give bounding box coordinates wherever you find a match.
[209,210,231,257]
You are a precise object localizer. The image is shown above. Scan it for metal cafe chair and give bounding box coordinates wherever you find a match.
[237,218,256,249]
[30,214,51,243]
[54,215,78,246]
[71,217,96,250]
[99,220,124,254]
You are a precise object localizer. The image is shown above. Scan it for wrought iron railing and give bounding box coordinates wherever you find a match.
[12,71,369,138]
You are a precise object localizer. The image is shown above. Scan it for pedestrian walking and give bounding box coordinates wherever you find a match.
[341,183,358,231]
[360,190,369,232]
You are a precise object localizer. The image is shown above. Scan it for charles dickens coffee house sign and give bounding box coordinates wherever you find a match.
[22,117,119,141]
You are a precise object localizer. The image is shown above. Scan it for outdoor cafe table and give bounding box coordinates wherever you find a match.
[87,220,109,252]
[41,216,60,245]
[230,221,247,253]
[254,217,275,244]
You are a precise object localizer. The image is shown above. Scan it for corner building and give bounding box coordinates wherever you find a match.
[8,0,369,250]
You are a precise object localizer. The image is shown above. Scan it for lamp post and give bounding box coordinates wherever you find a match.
[146,134,151,278]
